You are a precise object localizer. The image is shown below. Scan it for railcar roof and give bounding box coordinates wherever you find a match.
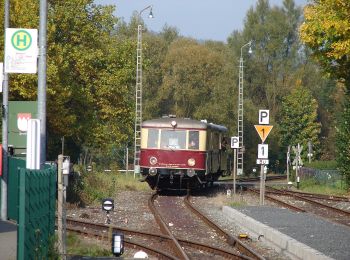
[142,118,227,132]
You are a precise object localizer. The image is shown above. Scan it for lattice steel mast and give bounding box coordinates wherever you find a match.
[134,6,153,177]
[134,24,143,177]
[237,41,252,176]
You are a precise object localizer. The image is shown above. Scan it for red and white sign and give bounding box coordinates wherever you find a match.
[17,113,31,132]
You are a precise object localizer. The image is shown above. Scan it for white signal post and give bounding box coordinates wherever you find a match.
[231,136,239,195]
[255,109,273,205]
[292,143,303,189]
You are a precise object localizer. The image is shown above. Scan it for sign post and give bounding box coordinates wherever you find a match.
[287,145,290,184]
[231,136,239,195]
[255,110,273,205]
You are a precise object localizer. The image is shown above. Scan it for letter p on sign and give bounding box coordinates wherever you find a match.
[231,136,239,149]
[259,110,269,125]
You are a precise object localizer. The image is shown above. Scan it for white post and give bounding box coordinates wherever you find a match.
[233,149,237,195]
[259,164,264,205]
[57,155,64,258]
[26,119,41,170]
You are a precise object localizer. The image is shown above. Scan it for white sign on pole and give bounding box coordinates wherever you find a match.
[256,159,269,165]
[5,28,38,74]
[231,136,239,149]
[259,110,270,125]
[26,119,41,170]
[258,144,268,159]
[0,62,3,92]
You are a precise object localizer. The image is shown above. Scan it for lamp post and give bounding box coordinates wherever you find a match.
[237,41,252,176]
[134,5,153,178]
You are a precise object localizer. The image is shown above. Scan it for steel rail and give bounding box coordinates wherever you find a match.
[266,187,350,217]
[66,217,257,258]
[184,193,265,260]
[218,175,286,184]
[179,238,252,259]
[148,192,190,260]
[66,225,178,259]
[277,188,350,202]
[247,188,306,213]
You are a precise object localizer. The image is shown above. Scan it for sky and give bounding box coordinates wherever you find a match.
[95,0,308,42]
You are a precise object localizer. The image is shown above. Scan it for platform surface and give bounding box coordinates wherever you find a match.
[0,220,17,260]
[223,206,350,260]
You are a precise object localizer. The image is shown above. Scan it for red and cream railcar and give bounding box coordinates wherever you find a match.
[140,117,230,190]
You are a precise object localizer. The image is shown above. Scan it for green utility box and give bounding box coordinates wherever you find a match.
[8,101,38,157]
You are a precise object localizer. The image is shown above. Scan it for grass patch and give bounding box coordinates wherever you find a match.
[211,192,248,207]
[68,170,149,206]
[298,178,348,196]
[229,200,247,207]
[115,173,150,191]
[303,160,337,170]
[66,232,112,257]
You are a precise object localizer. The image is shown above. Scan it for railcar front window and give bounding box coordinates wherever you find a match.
[188,131,199,150]
[160,130,186,149]
[147,129,159,148]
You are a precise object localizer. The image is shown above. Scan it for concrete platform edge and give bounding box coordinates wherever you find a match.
[222,206,334,260]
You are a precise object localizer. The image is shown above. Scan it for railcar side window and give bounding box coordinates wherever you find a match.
[160,130,186,149]
[147,129,159,148]
[188,131,199,150]
[213,132,220,149]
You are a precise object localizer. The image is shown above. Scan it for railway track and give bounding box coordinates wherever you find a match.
[277,188,350,202]
[184,193,264,260]
[67,217,246,259]
[65,192,265,259]
[217,175,286,184]
[248,186,350,227]
[151,192,265,259]
[65,219,177,259]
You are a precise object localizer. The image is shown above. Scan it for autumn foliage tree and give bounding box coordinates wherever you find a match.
[299,0,350,91]
[300,0,350,184]
[279,85,321,160]
[0,0,136,163]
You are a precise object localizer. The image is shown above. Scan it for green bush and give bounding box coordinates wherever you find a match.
[304,160,337,170]
[67,169,149,206]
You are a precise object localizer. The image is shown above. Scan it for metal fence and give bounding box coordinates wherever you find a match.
[8,157,57,260]
[299,167,343,186]
[8,157,26,220]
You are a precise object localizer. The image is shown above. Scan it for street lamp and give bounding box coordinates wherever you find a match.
[237,40,252,176]
[134,5,154,178]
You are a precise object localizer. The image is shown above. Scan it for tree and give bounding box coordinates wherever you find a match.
[299,0,350,182]
[336,95,350,185]
[279,85,321,160]
[235,0,304,117]
[142,28,178,120]
[157,38,229,122]
[299,0,350,91]
[0,0,136,162]
[227,0,310,171]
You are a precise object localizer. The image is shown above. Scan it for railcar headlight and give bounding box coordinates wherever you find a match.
[171,120,177,128]
[149,168,157,176]
[187,169,196,177]
[187,158,196,167]
[149,156,158,165]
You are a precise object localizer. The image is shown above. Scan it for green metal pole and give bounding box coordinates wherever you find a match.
[17,169,26,260]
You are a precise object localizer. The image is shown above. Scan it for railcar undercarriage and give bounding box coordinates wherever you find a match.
[141,168,221,190]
